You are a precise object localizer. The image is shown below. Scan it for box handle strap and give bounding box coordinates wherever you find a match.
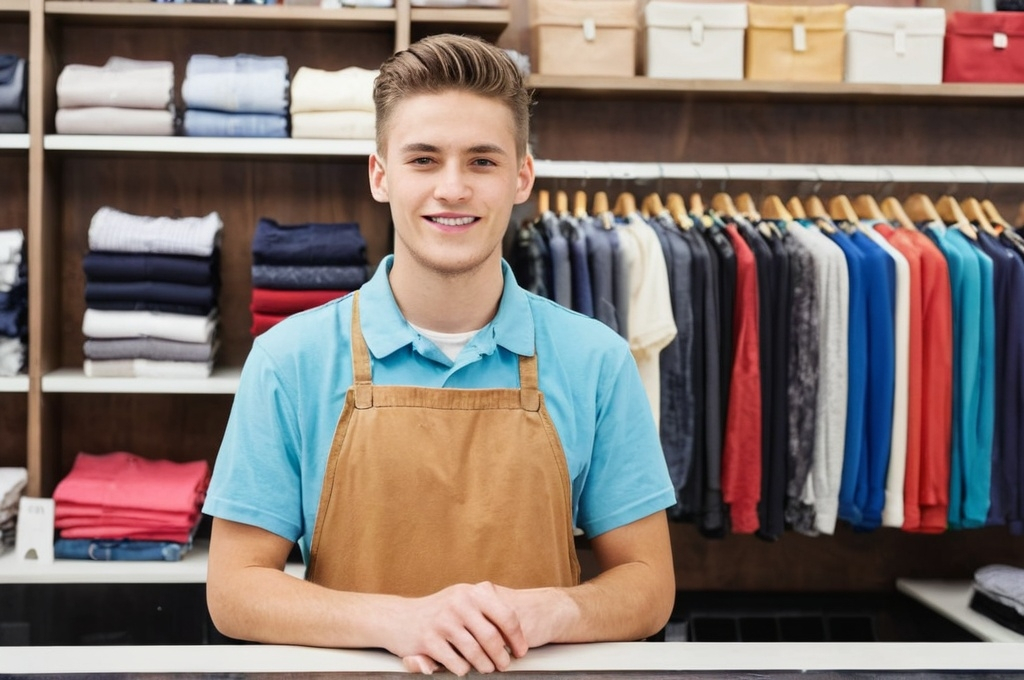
[690,18,705,46]
[582,17,596,42]
[793,22,807,52]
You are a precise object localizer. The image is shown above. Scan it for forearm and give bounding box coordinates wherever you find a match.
[208,564,403,649]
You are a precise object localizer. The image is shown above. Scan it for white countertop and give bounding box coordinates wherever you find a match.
[3,641,1024,674]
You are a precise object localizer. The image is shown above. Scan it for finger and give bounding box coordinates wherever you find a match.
[461,613,513,671]
[444,626,497,674]
[478,589,528,659]
[402,654,440,675]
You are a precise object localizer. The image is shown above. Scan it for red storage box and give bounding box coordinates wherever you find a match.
[944,11,1024,83]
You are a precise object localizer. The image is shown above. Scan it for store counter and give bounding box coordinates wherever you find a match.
[4,641,1024,677]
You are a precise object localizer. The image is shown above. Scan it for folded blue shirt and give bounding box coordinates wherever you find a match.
[251,218,367,267]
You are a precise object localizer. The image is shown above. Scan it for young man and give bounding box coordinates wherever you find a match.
[203,34,676,676]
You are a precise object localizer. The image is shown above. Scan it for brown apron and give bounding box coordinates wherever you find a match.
[307,292,580,597]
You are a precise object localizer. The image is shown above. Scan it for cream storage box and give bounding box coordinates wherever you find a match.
[845,6,946,84]
[529,0,638,77]
[643,1,748,79]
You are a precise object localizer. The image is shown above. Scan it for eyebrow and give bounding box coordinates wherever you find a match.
[399,142,509,156]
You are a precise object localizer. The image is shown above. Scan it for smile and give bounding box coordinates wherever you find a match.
[428,216,477,227]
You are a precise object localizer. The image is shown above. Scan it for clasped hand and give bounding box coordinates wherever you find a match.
[387,581,563,676]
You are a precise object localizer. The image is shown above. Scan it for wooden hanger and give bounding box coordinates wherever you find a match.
[737,192,761,221]
[537,189,550,215]
[981,199,1009,230]
[854,194,886,221]
[904,193,941,225]
[592,191,610,215]
[711,192,738,217]
[805,195,828,219]
[937,195,977,240]
[555,190,569,216]
[643,192,665,218]
[760,195,792,222]
[828,195,859,224]
[573,190,588,219]
[960,196,997,236]
[666,192,693,229]
[614,191,637,217]
[881,196,917,231]
[786,195,802,219]
[690,192,705,216]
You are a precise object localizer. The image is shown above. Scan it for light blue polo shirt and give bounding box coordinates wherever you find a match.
[203,256,675,563]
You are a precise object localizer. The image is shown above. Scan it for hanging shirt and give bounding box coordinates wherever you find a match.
[996,231,1024,536]
[722,222,762,534]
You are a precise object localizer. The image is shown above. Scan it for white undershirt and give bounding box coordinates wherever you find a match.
[408,322,480,362]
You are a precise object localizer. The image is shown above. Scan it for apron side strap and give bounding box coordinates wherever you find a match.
[519,353,541,412]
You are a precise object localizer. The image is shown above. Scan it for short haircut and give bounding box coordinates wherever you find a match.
[373,33,531,159]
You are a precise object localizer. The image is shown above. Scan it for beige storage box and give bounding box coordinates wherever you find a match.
[530,0,638,77]
[643,1,748,80]
[845,6,946,84]
[746,3,849,82]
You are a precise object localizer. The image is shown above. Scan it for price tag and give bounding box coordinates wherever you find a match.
[994,32,1008,50]
[894,28,907,56]
[690,18,705,46]
[582,17,597,42]
[15,497,55,564]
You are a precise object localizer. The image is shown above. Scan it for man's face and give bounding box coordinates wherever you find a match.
[369,90,534,278]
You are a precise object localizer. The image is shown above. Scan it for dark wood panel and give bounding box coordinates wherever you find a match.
[669,522,1024,592]
[59,156,392,368]
[0,16,29,57]
[0,393,27,469]
[55,393,232,484]
[0,156,28,229]
[531,98,1024,168]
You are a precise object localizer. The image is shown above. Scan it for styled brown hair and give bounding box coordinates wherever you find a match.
[373,34,531,159]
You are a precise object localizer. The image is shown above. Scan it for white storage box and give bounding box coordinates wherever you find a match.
[844,6,946,84]
[643,1,748,80]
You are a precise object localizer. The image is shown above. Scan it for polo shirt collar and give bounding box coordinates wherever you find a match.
[358,255,535,361]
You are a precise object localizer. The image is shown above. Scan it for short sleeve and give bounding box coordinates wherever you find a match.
[202,341,305,542]
[576,347,676,538]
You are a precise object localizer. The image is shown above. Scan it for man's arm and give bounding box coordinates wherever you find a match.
[498,509,675,646]
[206,517,529,676]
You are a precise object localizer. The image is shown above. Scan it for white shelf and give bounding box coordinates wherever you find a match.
[897,578,1024,643]
[0,134,29,150]
[532,160,1024,185]
[41,366,241,394]
[44,135,376,158]
[0,375,29,392]
[0,539,304,584]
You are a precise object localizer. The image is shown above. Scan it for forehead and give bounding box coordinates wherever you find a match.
[383,90,517,153]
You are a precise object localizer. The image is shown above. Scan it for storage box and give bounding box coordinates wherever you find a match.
[746,3,849,82]
[845,6,946,84]
[643,1,748,79]
[943,11,1024,83]
[530,0,638,77]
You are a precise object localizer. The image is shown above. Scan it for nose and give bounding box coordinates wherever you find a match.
[433,162,472,204]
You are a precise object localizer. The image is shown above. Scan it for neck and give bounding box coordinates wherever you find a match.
[387,255,504,333]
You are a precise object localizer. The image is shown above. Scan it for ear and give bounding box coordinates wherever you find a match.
[513,154,536,206]
[368,153,389,203]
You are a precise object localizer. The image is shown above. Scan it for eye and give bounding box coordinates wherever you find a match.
[410,157,434,166]
[471,158,497,167]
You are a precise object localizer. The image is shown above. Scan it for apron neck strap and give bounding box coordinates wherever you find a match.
[519,353,540,412]
[350,292,373,409]
[351,290,542,412]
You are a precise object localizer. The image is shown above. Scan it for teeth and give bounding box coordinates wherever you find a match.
[432,216,475,226]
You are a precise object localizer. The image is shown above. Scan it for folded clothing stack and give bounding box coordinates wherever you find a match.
[82,207,223,378]
[970,564,1024,635]
[55,57,175,135]
[0,229,27,376]
[0,467,27,555]
[289,66,377,140]
[250,217,368,336]
[0,55,27,133]
[52,451,209,561]
[182,54,289,138]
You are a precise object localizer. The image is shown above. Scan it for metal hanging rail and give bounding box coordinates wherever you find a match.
[532,160,1024,185]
